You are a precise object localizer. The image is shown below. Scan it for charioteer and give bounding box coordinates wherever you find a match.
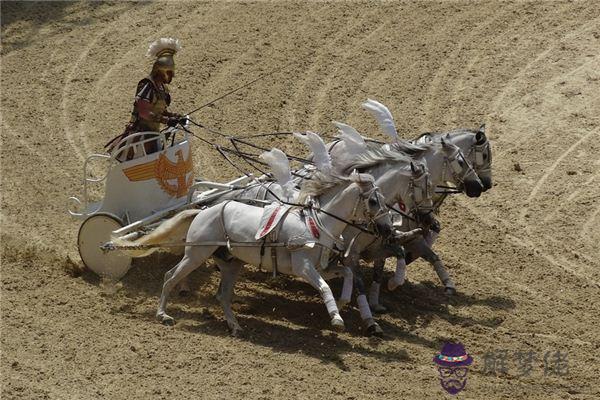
[106,37,184,160]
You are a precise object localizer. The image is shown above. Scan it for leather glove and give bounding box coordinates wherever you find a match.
[166,117,179,127]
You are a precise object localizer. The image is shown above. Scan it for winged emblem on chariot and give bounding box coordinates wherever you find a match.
[122,149,194,197]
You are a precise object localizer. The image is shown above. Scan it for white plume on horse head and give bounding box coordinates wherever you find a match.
[333,121,367,155]
[259,148,295,198]
[362,99,398,143]
[294,131,332,174]
[146,38,182,58]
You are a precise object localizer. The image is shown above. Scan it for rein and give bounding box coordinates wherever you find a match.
[184,54,314,116]
[180,122,387,237]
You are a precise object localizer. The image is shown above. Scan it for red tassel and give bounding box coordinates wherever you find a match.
[307,216,320,238]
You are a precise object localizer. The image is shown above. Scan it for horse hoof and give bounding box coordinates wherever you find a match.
[157,314,175,326]
[370,303,388,314]
[444,287,457,296]
[387,279,404,292]
[230,326,243,337]
[331,316,345,332]
[232,294,243,304]
[336,299,350,310]
[366,323,384,338]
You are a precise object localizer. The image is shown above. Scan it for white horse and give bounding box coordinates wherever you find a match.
[334,149,434,332]
[327,100,485,310]
[246,143,435,335]
[116,170,392,335]
[369,138,483,304]
[376,126,492,296]
[217,131,435,335]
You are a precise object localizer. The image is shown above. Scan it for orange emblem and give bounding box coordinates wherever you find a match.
[122,148,194,197]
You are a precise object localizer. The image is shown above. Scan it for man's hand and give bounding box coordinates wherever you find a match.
[166,116,179,127]
[165,111,183,119]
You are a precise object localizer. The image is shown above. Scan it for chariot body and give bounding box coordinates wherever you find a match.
[68,125,252,279]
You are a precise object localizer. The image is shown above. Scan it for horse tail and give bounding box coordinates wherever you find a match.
[112,209,202,258]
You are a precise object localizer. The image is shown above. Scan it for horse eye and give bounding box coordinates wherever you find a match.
[368,198,377,206]
[483,154,488,160]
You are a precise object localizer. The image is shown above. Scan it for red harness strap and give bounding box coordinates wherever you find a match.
[257,207,282,238]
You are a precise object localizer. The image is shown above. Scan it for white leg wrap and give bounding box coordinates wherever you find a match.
[388,258,407,291]
[368,282,381,306]
[340,267,353,303]
[433,260,455,288]
[322,286,339,317]
[357,294,373,321]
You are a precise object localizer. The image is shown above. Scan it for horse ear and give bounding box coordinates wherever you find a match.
[440,137,446,147]
[476,124,487,144]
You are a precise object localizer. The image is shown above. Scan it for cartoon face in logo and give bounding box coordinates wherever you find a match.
[433,342,473,395]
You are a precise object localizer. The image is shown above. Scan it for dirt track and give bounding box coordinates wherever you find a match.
[2,1,600,399]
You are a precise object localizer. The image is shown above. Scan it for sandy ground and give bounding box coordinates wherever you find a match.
[1,1,600,399]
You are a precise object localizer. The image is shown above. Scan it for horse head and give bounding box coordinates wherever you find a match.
[406,160,435,219]
[440,137,484,198]
[348,171,393,236]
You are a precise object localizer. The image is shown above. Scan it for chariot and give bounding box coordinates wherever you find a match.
[68,123,253,280]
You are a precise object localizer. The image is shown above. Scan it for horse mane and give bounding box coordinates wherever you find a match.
[297,171,350,202]
[414,128,478,141]
[415,132,433,141]
[390,138,434,156]
[340,145,415,174]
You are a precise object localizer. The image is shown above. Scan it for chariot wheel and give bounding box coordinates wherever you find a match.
[78,213,132,280]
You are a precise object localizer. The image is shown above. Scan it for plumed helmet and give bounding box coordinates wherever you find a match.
[147,38,181,78]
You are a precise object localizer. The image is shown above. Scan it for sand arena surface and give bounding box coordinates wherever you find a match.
[1,1,599,399]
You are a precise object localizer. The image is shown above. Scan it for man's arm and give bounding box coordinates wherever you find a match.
[136,99,170,124]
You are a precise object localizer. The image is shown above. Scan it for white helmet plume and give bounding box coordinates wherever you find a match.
[362,98,398,143]
[259,148,295,198]
[146,37,182,58]
[294,131,332,174]
[332,121,366,154]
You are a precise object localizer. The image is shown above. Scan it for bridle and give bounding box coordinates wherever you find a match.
[465,139,492,176]
[441,145,480,188]
[305,182,392,245]
[388,166,435,226]
[408,168,433,211]
[353,184,390,224]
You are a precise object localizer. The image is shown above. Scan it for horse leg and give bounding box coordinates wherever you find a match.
[421,246,456,295]
[338,265,353,309]
[156,246,217,325]
[425,229,439,247]
[170,249,194,297]
[320,264,353,309]
[176,276,192,297]
[292,252,344,331]
[388,257,407,291]
[214,259,243,336]
[344,254,383,337]
[368,258,387,313]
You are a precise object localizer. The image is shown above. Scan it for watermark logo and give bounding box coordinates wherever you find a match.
[433,342,473,395]
[482,349,569,376]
